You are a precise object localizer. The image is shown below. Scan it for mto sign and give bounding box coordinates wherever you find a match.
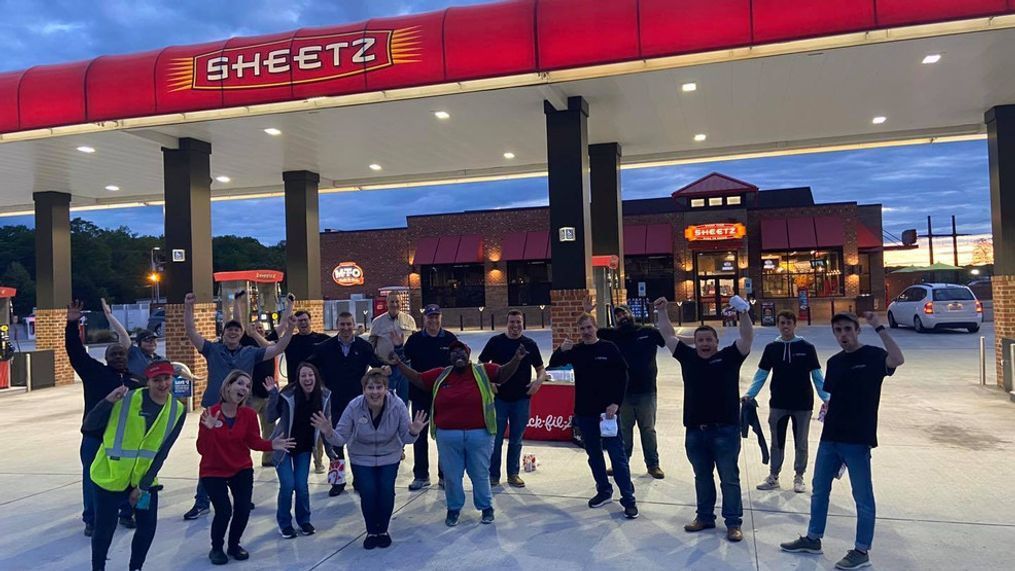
[684,223,746,241]
[167,29,418,92]
[332,262,365,286]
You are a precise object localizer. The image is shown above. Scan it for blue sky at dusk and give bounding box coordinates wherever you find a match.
[0,0,993,265]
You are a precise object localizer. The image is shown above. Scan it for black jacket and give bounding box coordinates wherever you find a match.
[306,336,380,417]
[739,397,770,465]
[67,320,143,437]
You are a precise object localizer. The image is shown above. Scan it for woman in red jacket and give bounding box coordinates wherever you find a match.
[197,370,294,565]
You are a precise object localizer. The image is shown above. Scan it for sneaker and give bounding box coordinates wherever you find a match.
[83,523,94,537]
[438,477,445,490]
[376,533,392,548]
[118,514,136,529]
[684,519,716,532]
[588,491,613,508]
[279,526,298,539]
[445,509,460,527]
[835,550,871,570]
[756,475,780,490]
[408,478,431,491]
[490,478,501,487]
[314,464,326,475]
[647,467,665,479]
[208,548,228,565]
[780,535,823,554]
[793,474,807,494]
[481,507,495,524]
[623,504,639,519]
[183,505,210,520]
[227,545,249,560]
[363,534,379,550]
[299,522,316,536]
[329,483,345,497]
[507,474,526,488]
[727,527,744,542]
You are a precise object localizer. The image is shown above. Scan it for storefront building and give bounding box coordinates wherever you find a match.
[320,173,886,327]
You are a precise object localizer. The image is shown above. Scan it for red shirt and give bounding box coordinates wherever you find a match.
[420,363,501,430]
[196,404,273,478]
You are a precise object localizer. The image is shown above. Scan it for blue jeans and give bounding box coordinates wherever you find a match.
[435,428,494,511]
[350,462,400,534]
[194,480,209,509]
[685,424,743,527]
[573,415,636,506]
[490,398,530,479]
[807,441,876,551]
[389,372,410,407]
[81,435,131,526]
[275,451,312,529]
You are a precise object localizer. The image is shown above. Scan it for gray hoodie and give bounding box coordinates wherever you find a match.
[324,393,418,467]
[266,386,334,466]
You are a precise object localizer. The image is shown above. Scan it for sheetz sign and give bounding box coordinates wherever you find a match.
[684,223,746,241]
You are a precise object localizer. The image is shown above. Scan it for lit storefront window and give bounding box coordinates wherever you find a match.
[421,264,485,308]
[762,250,843,298]
[507,261,551,306]
[859,253,872,295]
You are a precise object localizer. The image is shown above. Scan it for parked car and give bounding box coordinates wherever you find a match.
[887,283,982,333]
[147,308,165,336]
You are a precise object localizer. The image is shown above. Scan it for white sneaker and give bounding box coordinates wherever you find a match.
[756,475,780,490]
[793,475,807,493]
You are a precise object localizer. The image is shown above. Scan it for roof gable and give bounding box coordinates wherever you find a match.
[672,172,759,197]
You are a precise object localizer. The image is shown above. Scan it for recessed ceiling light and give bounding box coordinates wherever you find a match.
[76,146,96,153]
[872,116,887,124]
[369,163,383,171]
[693,133,707,142]
[503,152,516,159]
[263,128,282,136]
[215,176,231,183]
[105,185,120,191]
[681,82,697,92]
[922,54,942,64]
[433,111,451,120]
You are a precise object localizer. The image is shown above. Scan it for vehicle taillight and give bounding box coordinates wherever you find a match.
[976,301,983,314]
[923,302,934,315]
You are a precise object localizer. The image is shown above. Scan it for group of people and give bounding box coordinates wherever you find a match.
[67,288,903,571]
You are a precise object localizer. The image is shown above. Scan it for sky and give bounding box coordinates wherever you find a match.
[0,0,995,267]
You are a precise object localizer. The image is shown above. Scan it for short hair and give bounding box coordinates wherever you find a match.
[576,313,596,326]
[776,310,797,324]
[694,325,719,341]
[337,311,354,321]
[831,312,860,328]
[220,370,252,405]
[294,310,311,319]
[361,367,390,389]
[506,309,523,320]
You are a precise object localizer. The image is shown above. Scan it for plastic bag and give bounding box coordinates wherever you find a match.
[328,458,346,485]
[599,413,619,437]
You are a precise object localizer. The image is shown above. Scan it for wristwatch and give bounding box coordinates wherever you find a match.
[874,325,886,333]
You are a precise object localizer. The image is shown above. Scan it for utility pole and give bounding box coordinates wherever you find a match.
[927,216,934,265]
[951,215,959,267]
[920,216,968,266]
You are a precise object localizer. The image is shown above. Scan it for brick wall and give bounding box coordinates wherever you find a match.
[320,228,409,300]
[34,308,74,386]
[164,303,216,408]
[992,274,1015,389]
[550,288,592,348]
[292,299,325,333]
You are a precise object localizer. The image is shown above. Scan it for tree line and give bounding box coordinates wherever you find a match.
[0,220,285,316]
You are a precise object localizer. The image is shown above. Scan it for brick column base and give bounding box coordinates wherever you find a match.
[34,308,74,386]
[550,289,593,348]
[992,275,1015,390]
[292,299,325,333]
[165,303,217,408]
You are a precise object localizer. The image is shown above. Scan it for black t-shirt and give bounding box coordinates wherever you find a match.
[240,333,274,398]
[282,332,330,383]
[548,340,628,417]
[290,392,318,454]
[673,342,747,427]
[404,329,457,402]
[598,325,665,395]
[820,345,895,448]
[478,334,544,402]
[758,339,822,410]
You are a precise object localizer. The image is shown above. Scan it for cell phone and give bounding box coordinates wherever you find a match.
[287,293,296,302]
[136,491,151,510]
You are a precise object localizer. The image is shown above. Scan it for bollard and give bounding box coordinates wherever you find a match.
[980,336,986,386]
[540,311,545,328]
[459,314,464,332]
[490,313,495,331]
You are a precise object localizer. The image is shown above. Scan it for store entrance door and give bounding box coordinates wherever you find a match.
[698,276,737,320]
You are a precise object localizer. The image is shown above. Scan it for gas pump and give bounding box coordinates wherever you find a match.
[591,256,622,327]
[0,287,16,389]
[213,270,285,332]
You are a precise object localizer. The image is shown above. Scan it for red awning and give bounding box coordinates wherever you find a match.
[0,286,17,298]
[857,223,883,250]
[433,236,462,264]
[786,217,817,249]
[523,230,550,260]
[760,219,789,251]
[644,223,673,255]
[413,236,439,265]
[455,234,484,263]
[814,216,845,248]
[623,225,647,256]
[213,270,284,283]
[500,231,527,261]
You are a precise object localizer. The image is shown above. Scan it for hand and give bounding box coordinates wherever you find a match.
[100,298,112,316]
[129,488,141,507]
[863,311,881,329]
[310,411,334,436]
[105,385,129,403]
[66,300,85,322]
[184,292,196,307]
[387,352,401,365]
[514,344,529,361]
[200,409,222,429]
[653,297,669,312]
[526,377,543,396]
[271,436,296,452]
[380,365,392,376]
[388,329,404,347]
[740,395,751,403]
[409,410,429,436]
[559,338,574,352]
[582,294,594,313]
[235,289,246,299]
[604,404,619,419]
[287,292,296,303]
[287,314,297,328]
[263,376,278,393]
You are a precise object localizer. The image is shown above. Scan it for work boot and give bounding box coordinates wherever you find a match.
[684,519,716,532]
[727,527,744,542]
[756,475,780,490]
[647,466,665,479]
[507,474,526,488]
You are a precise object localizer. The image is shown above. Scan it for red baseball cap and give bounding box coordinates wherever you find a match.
[144,360,174,380]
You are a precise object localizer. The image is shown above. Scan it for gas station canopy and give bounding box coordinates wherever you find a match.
[1,0,1014,215]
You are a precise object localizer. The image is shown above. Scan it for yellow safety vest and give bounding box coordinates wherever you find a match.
[90,389,183,491]
[430,364,497,437]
